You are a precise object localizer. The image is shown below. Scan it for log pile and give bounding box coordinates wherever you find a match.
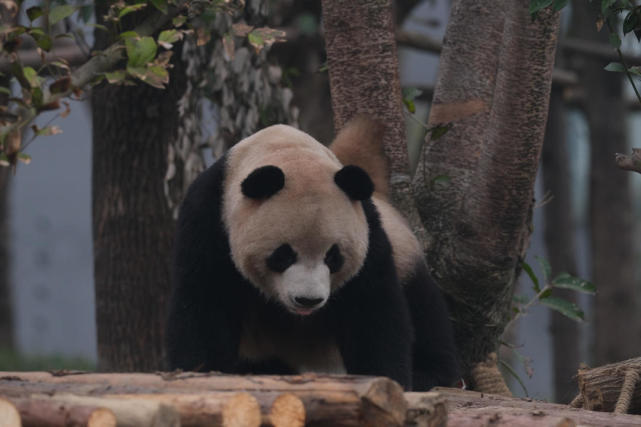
[1,371,641,426]
[0,371,411,426]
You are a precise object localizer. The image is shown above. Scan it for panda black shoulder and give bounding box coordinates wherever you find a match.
[360,199,382,230]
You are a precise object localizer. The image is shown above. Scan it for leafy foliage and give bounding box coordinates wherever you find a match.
[0,0,286,169]
[530,0,641,104]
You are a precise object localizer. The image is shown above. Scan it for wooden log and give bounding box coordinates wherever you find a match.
[268,393,305,427]
[404,392,447,427]
[50,394,178,427]
[110,393,261,427]
[9,397,117,427]
[0,372,407,426]
[577,357,641,414]
[433,387,641,426]
[0,397,20,427]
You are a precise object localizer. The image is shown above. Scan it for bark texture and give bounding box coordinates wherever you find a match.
[0,371,408,426]
[576,357,641,414]
[320,0,426,244]
[411,2,560,375]
[436,387,641,426]
[91,10,186,371]
[0,1,15,351]
[568,0,640,365]
[542,85,580,403]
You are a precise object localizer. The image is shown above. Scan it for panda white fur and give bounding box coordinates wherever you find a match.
[166,117,459,390]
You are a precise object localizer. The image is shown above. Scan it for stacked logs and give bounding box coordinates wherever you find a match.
[3,370,641,426]
[0,371,443,427]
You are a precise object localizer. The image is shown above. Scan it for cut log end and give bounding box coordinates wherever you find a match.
[360,377,407,427]
[0,398,20,427]
[269,393,305,427]
[86,407,118,427]
[221,392,261,427]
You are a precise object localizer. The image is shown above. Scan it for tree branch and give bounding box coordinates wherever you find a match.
[615,149,641,174]
[1,3,184,137]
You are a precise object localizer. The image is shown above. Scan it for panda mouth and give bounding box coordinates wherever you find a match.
[293,307,316,316]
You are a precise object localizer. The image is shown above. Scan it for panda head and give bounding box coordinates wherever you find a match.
[223,126,374,316]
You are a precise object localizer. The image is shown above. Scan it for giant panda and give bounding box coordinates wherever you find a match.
[166,116,459,390]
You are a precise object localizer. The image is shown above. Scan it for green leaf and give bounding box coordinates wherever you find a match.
[529,0,553,15]
[32,32,52,51]
[539,288,552,299]
[521,261,540,293]
[429,123,452,141]
[49,5,76,25]
[609,32,621,49]
[540,296,584,321]
[105,70,128,84]
[119,3,147,18]
[26,6,43,22]
[22,67,39,88]
[623,9,639,34]
[125,36,157,68]
[535,256,551,282]
[120,31,139,39]
[158,29,181,48]
[604,62,626,72]
[552,0,569,11]
[402,87,423,114]
[150,0,168,14]
[127,64,168,88]
[0,86,10,95]
[172,15,186,28]
[247,32,263,49]
[551,273,596,294]
[31,87,44,108]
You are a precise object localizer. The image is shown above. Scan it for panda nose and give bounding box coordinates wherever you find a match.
[294,296,324,308]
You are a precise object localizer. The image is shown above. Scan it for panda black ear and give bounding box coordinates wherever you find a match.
[241,165,285,199]
[334,165,374,201]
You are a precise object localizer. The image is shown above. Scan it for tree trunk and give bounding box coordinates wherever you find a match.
[568,0,640,366]
[542,85,580,403]
[0,1,15,351]
[91,10,186,371]
[412,1,560,377]
[320,0,426,244]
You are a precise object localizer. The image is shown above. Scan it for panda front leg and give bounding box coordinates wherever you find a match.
[333,260,414,390]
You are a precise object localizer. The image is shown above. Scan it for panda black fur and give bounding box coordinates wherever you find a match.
[166,119,459,390]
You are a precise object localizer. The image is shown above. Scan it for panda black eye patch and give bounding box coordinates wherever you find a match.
[266,244,297,273]
[241,165,285,199]
[324,244,344,274]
